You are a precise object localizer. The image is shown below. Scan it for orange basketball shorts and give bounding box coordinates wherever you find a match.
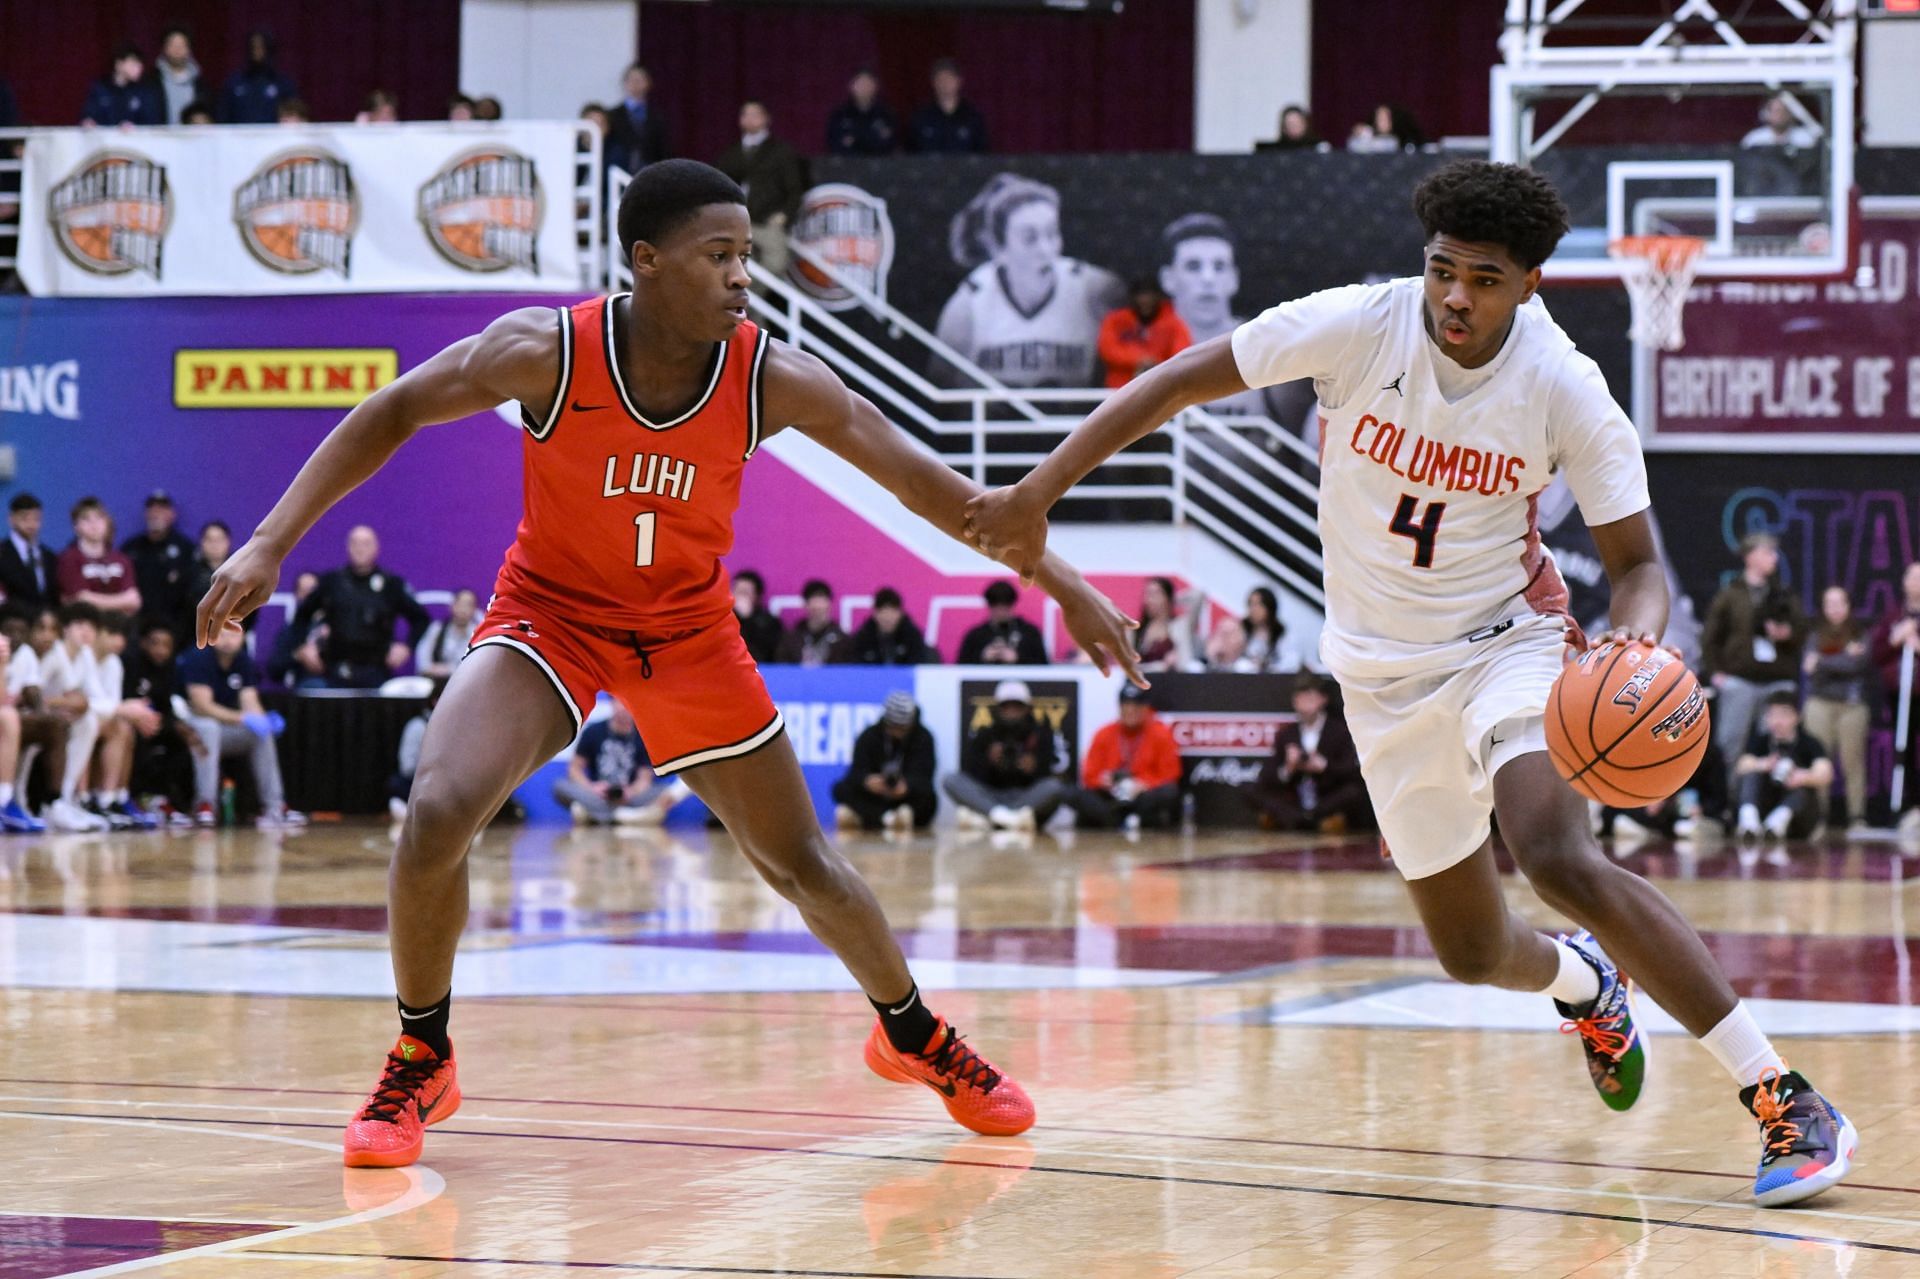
[469,592,784,774]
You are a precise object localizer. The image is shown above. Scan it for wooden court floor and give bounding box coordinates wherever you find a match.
[3,819,1918,1277]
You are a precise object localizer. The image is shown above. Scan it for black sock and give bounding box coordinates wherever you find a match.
[397,991,453,1059]
[870,982,940,1054]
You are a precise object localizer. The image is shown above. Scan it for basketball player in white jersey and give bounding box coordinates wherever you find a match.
[962,161,1853,1206]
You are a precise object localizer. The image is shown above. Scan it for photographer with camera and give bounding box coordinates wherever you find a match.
[554,701,689,826]
[833,691,937,832]
[1732,691,1832,840]
[1068,684,1182,831]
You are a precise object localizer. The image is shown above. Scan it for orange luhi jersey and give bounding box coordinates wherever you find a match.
[494,293,770,639]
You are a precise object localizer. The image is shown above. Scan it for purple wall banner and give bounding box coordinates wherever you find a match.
[1645,201,1920,451]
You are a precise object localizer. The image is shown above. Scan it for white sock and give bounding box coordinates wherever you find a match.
[1700,1002,1787,1087]
[107,789,127,805]
[0,782,12,806]
[1738,803,1761,828]
[1545,938,1602,1006]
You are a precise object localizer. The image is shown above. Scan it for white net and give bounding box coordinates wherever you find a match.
[1609,235,1707,352]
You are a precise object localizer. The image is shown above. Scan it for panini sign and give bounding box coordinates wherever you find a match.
[174,349,398,408]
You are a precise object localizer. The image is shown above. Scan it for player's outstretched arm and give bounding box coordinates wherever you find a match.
[961,335,1250,584]
[195,308,560,647]
[765,345,1148,687]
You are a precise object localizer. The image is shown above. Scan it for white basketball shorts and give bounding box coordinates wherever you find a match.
[1331,612,1573,881]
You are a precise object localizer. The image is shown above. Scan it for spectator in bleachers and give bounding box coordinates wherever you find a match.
[1350,103,1425,153]
[182,624,301,828]
[277,98,311,126]
[717,100,808,278]
[1743,94,1818,149]
[1132,577,1191,670]
[1803,584,1872,833]
[1098,280,1192,389]
[86,611,159,829]
[357,90,400,124]
[185,521,251,633]
[448,94,476,122]
[944,679,1067,832]
[124,617,199,816]
[152,26,201,125]
[37,603,111,831]
[609,64,670,171]
[1733,691,1831,840]
[775,579,849,666]
[1242,587,1299,673]
[731,571,784,664]
[1871,560,1920,834]
[554,702,688,826]
[222,30,298,125]
[1256,105,1323,152]
[1254,675,1370,834]
[833,691,937,832]
[56,498,139,618]
[292,525,430,689]
[956,581,1049,665]
[82,44,164,127]
[1,494,60,609]
[414,588,480,681]
[1701,532,1804,774]
[388,681,440,821]
[474,96,503,121]
[909,58,988,154]
[181,100,214,126]
[267,570,324,687]
[1176,592,1253,672]
[1069,684,1181,831]
[122,490,194,645]
[826,69,899,156]
[578,102,607,135]
[848,587,933,665]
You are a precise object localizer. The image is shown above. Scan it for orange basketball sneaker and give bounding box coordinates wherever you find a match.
[343,1035,461,1168]
[864,1018,1034,1136]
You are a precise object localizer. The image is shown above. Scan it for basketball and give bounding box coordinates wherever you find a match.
[1545,640,1711,808]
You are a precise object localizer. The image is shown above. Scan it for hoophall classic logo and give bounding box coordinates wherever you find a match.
[788,184,895,312]
[47,151,171,277]
[233,148,358,276]
[416,147,543,273]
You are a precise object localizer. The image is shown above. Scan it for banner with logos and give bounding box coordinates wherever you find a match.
[1147,672,1298,828]
[17,123,583,296]
[1644,201,1920,449]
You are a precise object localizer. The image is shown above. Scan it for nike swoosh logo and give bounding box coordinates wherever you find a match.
[928,1079,956,1098]
[418,1088,443,1120]
[571,399,607,413]
[888,994,918,1015]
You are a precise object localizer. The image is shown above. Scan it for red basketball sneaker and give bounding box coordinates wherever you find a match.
[864,1018,1034,1136]
[343,1035,461,1168]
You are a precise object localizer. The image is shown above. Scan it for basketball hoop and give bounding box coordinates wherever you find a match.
[1609,235,1707,352]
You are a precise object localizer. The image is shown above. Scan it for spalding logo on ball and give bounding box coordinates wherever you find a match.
[1545,640,1712,807]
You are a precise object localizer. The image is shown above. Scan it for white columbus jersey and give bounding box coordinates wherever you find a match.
[1231,277,1649,673]
[959,259,1107,388]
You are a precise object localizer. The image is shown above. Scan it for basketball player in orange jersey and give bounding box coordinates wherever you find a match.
[196,160,1145,1169]
[962,162,1853,1206]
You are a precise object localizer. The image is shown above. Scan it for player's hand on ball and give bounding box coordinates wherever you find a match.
[1057,578,1148,690]
[1592,626,1682,660]
[196,537,283,648]
[963,484,1050,586]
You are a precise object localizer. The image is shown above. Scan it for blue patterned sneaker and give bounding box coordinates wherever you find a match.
[0,799,46,834]
[1554,930,1646,1112]
[1742,1068,1856,1207]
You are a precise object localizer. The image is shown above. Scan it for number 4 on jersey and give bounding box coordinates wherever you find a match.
[1388,495,1446,569]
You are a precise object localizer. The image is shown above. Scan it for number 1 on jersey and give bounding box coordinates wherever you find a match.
[633,511,656,568]
[1388,495,1446,569]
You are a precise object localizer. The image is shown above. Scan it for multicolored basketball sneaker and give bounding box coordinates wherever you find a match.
[865,1017,1035,1136]
[1742,1067,1857,1207]
[1554,930,1646,1112]
[343,1035,461,1168]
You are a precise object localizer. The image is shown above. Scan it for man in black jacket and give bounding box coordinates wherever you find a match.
[833,691,937,832]
[848,587,932,665]
[716,101,809,277]
[1253,675,1371,833]
[956,581,1048,665]
[121,491,196,646]
[290,526,429,689]
[826,69,899,156]
[909,59,989,154]
[608,64,670,172]
[942,679,1068,831]
[731,570,784,664]
[0,494,60,610]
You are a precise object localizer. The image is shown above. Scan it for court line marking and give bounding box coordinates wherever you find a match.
[10,1103,1916,1238]
[9,1076,1919,1198]
[38,1109,1912,1260]
[1,1112,444,1278]
[0,1209,305,1227]
[235,1251,1009,1277]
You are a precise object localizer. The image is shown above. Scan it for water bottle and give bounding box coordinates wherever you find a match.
[1180,790,1197,835]
[219,779,237,828]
